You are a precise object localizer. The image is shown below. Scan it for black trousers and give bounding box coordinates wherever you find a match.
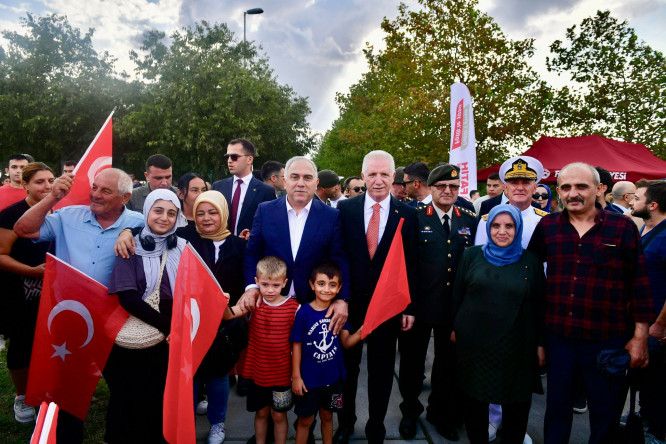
[464,395,531,444]
[103,342,169,444]
[339,318,399,443]
[398,320,462,425]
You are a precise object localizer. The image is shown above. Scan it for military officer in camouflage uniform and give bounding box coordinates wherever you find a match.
[398,164,477,441]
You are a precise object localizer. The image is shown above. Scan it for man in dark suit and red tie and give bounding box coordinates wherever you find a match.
[335,150,418,444]
[212,139,276,238]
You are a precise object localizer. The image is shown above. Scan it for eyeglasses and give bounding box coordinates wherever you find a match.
[223,154,249,161]
[533,193,549,200]
[402,180,417,187]
[431,183,460,191]
[349,186,366,193]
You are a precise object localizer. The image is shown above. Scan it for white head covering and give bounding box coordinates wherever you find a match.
[499,155,544,184]
[134,189,187,299]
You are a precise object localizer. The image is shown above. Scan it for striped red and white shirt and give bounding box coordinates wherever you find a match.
[242,297,300,387]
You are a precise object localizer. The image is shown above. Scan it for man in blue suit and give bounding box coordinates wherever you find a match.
[212,139,276,238]
[238,156,350,331]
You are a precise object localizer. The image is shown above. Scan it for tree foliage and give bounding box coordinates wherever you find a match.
[547,10,666,157]
[315,0,555,175]
[115,22,314,180]
[0,13,134,167]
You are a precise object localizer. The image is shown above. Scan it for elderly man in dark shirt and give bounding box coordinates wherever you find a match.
[528,162,653,444]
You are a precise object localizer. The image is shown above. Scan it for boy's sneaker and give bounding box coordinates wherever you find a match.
[14,395,35,423]
[573,397,588,414]
[208,422,226,444]
[196,399,208,415]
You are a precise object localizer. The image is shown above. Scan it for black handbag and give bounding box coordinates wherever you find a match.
[215,316,249,374]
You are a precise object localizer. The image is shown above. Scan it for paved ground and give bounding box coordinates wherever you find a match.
[195,339,599,444]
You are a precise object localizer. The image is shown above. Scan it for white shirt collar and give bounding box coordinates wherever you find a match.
[364,193,391,212]
[421,194,433,204]
[234,173,253,185]
[286,196,313,215]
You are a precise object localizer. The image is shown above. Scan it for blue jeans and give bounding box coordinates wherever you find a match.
[544,332,628,444]
[193,375,230,425]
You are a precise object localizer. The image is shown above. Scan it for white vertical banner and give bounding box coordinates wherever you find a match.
[449,82,477,200]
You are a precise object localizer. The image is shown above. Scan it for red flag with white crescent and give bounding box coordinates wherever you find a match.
[362,218,411,339]
[163,244,228,444]
[53,111,114,210]
[26,254,128,420]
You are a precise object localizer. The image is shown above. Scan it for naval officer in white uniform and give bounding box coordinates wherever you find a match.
[475,155,548,248]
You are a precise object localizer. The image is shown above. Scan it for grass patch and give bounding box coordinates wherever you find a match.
[0,346,109,443]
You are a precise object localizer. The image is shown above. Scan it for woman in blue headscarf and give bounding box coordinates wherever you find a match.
[451,205,545,444]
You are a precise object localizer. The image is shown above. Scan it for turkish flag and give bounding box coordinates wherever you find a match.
[362,218,410,339]
[30,402,58,444]
[53,110,114,210]
[26,254,128,420]
[163,244,228,444]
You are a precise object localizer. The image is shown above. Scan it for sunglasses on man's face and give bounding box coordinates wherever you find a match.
[350,186,366,193]
[431,183,460,191]
[223,153,249,161]
[533,193,549,200]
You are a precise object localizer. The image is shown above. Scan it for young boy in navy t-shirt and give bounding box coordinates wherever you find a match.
[290,263,363,444]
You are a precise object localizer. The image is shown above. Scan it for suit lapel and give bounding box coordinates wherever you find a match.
[239,177,259,222]
[271,200,294,265]
[221,178,233,203]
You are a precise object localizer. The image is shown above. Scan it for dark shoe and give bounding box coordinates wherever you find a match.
[399,417,417,439]
[573,397,588,414]
[333,426,352,444]
[237,376,250,397]
[436,424,459,442]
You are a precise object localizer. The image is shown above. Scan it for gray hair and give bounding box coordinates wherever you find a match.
[362,150,395,175]
[285,156,318,178]
[558,162,600,186]
[98,168,133,195]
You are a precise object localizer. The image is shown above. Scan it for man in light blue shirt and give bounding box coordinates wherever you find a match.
[14,167,143,443]
[16,168,143,286]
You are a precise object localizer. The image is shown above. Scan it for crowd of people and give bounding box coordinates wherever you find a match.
[0,141,664,444]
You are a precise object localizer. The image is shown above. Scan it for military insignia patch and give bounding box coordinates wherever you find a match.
[458,227,471,235]
[426,206,434,216]
[454,207,461,217]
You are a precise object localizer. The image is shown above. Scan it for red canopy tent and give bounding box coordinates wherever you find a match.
[478,135,666,184]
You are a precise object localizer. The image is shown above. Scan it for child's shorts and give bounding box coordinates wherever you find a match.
[246,381,293,412]
[294,381,344,418]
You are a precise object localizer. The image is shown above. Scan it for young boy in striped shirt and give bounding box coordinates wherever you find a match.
[239,256,300,444]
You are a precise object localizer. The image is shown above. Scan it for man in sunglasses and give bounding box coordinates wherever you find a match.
[212,139,275,237]
[343,176,366,198]
[403,162,432,207]
[398,163,477,441]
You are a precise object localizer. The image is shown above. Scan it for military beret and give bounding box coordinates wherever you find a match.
[499,155,543,184]
[393,166,405,185]
[427,164,460,186]
[317,169,340,188]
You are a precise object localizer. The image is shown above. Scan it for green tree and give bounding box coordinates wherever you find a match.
[0,13,135,168]
[315,0,555,175]
[116,22,314,180]
[547,10,666,157]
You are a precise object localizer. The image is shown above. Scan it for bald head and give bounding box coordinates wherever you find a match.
[611,181,636,209]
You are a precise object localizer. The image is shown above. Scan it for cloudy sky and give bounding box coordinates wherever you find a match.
[1,0,664,133]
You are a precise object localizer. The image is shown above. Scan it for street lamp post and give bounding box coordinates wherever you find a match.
[244,8,264,42]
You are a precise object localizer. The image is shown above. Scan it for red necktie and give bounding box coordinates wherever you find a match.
[367,203,381,259]
[230,178,242,234]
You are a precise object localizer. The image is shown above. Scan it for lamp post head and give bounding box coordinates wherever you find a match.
[246,8,264,14]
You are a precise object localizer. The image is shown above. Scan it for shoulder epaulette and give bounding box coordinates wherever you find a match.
[455,205,477,218]
[416,204,427,211]
[534,208,548,217]
[481,214,489,221]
